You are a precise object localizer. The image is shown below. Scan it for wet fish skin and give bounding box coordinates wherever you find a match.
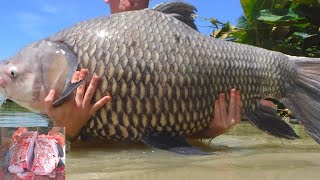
[48,9,296,141]
[1,5,320,147]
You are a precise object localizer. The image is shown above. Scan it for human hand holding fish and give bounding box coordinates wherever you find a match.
[194,89,242,138]
[2,1,315,155]
[45,69,245,141]
[44,69,111,140]
[0,0,251,156]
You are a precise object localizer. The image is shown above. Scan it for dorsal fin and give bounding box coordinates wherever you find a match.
[153,2,198,31]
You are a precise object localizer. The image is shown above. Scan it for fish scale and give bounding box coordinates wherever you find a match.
[47,9,295,141]
[2,3,320,154]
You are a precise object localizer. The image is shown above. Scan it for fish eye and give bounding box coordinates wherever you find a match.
[11,71,16,77]
[9,67,18,78]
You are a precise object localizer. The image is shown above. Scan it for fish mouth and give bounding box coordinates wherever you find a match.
[0,85,32,105]
[0,76,6,88]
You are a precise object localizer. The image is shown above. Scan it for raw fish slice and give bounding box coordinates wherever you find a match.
[8,131,38,173]
[12,128,28,141]
[31,136,60,175]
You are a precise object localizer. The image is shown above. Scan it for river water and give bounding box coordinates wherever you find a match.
[1,101,320,180]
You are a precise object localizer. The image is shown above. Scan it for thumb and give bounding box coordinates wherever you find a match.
[45,90,56,115]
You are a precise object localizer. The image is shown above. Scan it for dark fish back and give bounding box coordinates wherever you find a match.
[49,10,296,141]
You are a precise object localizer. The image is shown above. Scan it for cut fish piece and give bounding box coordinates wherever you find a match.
[31,135,60,175]
[8,131,38,174]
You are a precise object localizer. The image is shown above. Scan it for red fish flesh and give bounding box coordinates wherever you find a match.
[31,135,60,176]
[8,131,38,173]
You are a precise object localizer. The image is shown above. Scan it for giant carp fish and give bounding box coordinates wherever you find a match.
[0,2,320,154]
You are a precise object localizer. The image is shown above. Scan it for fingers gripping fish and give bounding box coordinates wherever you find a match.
[0,2,320,154]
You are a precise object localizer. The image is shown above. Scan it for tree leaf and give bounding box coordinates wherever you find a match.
[211,22,234,39]
[240,0,283,23]
[257,9,301,22]
[209,18,220,29]
[240,0,257,20]
[211,0,320,58]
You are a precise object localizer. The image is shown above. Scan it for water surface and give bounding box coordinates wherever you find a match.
[66,123,320,180]
[0,100,48,127]
[1,101,320,180]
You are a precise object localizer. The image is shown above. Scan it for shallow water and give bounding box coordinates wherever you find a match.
[0,101,48,127]
[1,101,320,180]
[66,123,320,180]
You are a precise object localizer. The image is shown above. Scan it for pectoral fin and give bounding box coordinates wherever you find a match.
[52,79,85,107]
[141,134,212,155]
[245,104,300,140]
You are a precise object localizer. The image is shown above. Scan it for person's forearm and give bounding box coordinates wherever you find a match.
[52,114,85,140]
[64,122,83,140]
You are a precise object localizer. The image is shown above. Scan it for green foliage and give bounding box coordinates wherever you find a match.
[257,9,301,22]
[208,0,320,118]
[209,0,320,57]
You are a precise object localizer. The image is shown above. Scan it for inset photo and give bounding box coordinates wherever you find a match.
[0,127,65,180]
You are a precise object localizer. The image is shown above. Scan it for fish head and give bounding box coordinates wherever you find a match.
[0,49,42,111]
[0,40,78,113]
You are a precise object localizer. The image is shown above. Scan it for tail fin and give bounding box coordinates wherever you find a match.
[281,56,320,143]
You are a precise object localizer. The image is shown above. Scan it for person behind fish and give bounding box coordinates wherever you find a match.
[44,0,266,141]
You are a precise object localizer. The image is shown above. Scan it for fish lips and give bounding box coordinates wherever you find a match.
[0,76,6,87]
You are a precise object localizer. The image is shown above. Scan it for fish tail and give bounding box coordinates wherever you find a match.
[282,56,320,143]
